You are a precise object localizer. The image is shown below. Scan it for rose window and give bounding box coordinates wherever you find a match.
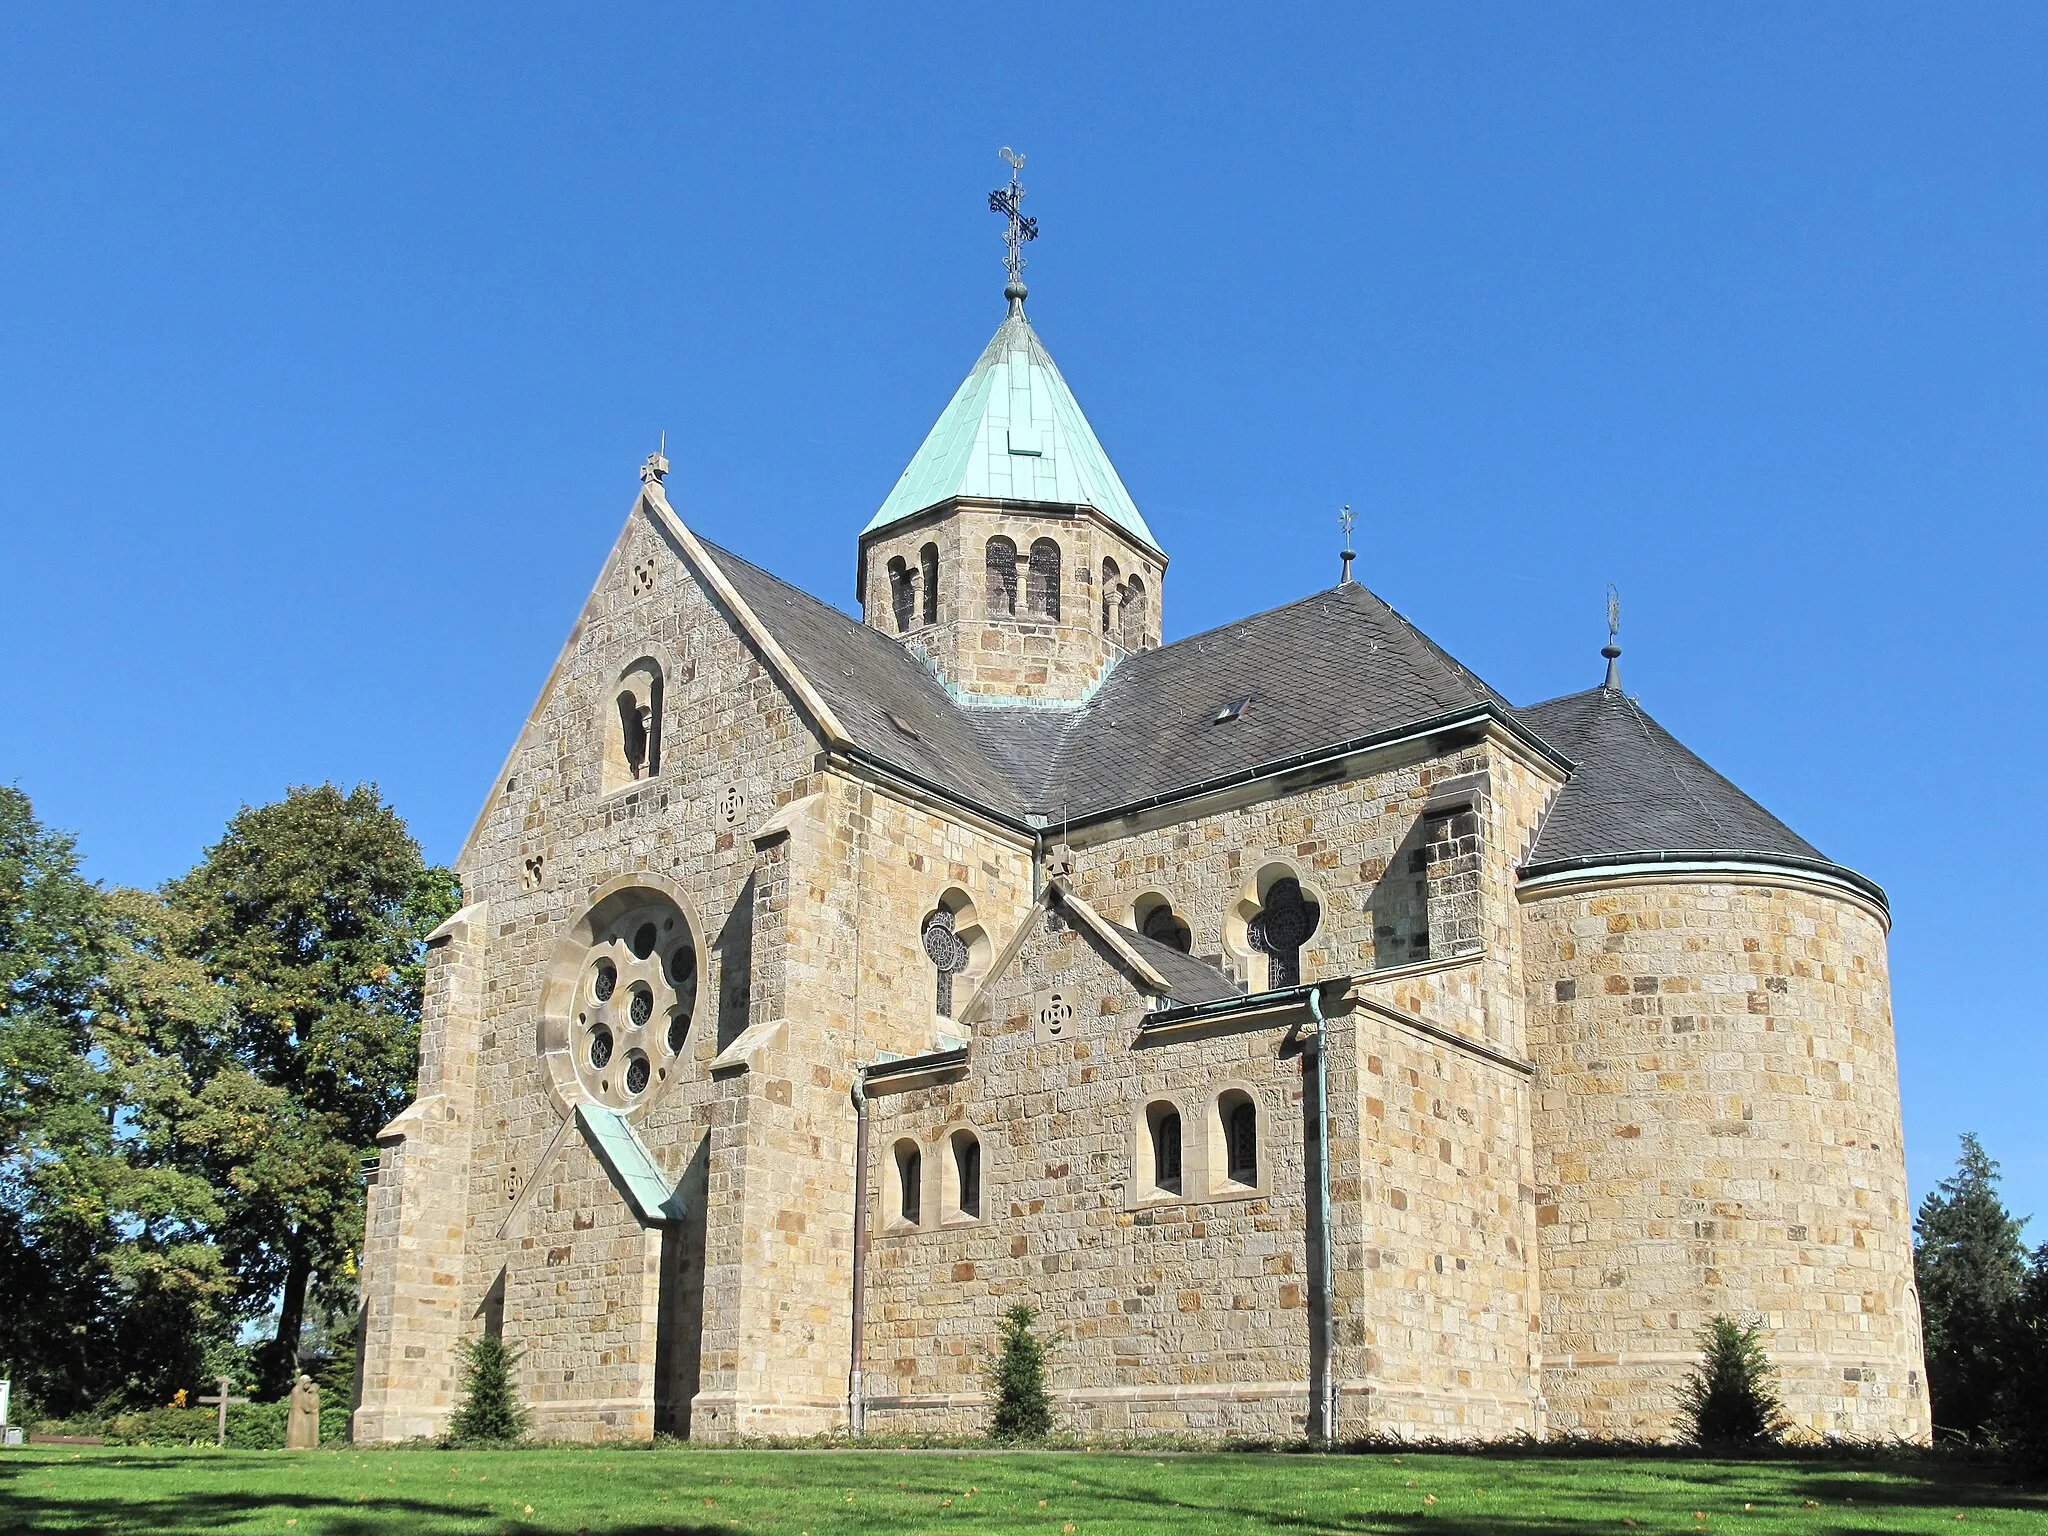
[569,896,699,1110]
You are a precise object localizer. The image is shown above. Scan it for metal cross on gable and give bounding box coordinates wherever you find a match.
[988,146,1038,287]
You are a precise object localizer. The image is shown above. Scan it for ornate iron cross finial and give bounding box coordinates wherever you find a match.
[1338,504,1357,585]
[1602,582,1624,690]
[989,146,1038,302]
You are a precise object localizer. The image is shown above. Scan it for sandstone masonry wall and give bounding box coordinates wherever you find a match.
[1520,875,1929,1441]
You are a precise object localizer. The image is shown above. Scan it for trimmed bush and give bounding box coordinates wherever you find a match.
[1676,1315,1788,1450]
[446,1334,528,1444]
[986,1302,1055,1442]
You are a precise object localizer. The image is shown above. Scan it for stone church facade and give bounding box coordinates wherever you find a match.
[354,274,1928,1445]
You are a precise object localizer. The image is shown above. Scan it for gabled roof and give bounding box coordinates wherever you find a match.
[701,539,1032,818]
[863,304,1156,549]
[1104,922,1243,1005]
[687,531,1868,899]
[1516,686,1829,871]
[1025,581,1520,820]
[701,536,1532,825]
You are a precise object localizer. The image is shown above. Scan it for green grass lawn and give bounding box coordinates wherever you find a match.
[1,1444,2040,1535]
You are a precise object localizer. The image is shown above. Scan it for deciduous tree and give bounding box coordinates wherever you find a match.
[165,783,458,1395]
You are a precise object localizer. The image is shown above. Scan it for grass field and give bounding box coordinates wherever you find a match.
[1,1444,2041,1535]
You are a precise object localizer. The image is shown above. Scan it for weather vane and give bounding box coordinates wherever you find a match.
[1603,582,1623,690]
[989,146,1038,299]
[1338,504,1357,585]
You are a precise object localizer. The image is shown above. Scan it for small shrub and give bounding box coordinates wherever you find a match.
[1676,1315,1788,1450]
[986,1302,1055,1442]
[446,1334,528,1445]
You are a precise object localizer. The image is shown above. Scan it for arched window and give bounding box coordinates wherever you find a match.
[888,556,915,633]
[1249,876,1321,989]
[894,1140,923,1227]
[607,658,664,793]
[1139,899,1192,955]
[985,537,1018,618]
[1221,1091,1258,1186]
[1100,558,1120,633]
[1026,538,1061,621]
[919,542,940,624]
[922,907,971,1018]
[1147,1102,1183,1196]
[1119,575,1147,651]
[952,1129,981,1219]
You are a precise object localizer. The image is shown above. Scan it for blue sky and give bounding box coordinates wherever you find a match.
[2,6,2043,1224]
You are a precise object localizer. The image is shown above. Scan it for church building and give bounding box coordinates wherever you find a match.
[354,176,1929,1444]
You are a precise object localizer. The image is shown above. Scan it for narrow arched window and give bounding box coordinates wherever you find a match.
[888,556,915,632]
[1027,538,1061,621]
[1249,876,1321,989]
[953,1129,981,1219]
[607,658,664,792]
[1100,558,1120,634]
[895,1141,922,1226]
[1120,575,1147,651]
[985,537,1018,618]
[1148,1103,1182,1195]
[919,542,940,624]
[1223,1095,1258,1186]
[1140,900,1192,954]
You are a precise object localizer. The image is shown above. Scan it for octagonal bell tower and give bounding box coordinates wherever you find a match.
[856,165,1165,702]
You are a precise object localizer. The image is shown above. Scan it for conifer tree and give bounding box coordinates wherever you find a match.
[1914,1133,2029,1442]
[1994,1243,2048,1472]
[986,1301,1054,1441]
[447,1334,528,1444]
[1676,1315,1788,1450]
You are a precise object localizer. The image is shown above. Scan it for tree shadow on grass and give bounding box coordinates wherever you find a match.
[1037,1455,2047,1536]
[0,1463,739,1536]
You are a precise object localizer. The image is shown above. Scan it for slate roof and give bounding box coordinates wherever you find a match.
[695,538,1859,892]
[863,305,1157,549]
[702,539,1032,817]
[1105,922,1244,1005]
[1023,582,1518,820]
[1516,686,1830,871]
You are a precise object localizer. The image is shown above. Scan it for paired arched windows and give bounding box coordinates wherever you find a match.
[1135,1092,1264,1203]
[985,536,1064,621]
[985,537,1018,617]
[886,1130,986,1228]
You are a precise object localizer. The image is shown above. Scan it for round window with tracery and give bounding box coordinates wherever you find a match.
[567,895,699,1111]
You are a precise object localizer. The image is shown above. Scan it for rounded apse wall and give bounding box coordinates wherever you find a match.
[1519,872,1929,1442]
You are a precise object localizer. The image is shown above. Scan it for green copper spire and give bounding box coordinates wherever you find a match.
[866,153,1155,547]
[863,304,1156,547]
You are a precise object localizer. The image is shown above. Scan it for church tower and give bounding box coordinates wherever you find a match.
[855,158,1165,701]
